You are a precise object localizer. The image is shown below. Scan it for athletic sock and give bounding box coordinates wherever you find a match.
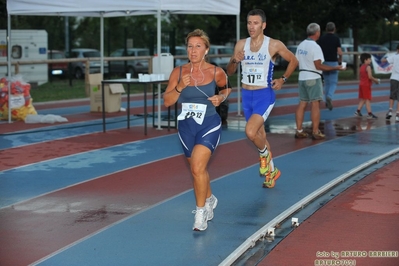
[269,160,275,172]
[258,145,269,157]
[205,195,212,203]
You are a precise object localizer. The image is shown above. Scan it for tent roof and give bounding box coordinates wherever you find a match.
[7,0,240,17]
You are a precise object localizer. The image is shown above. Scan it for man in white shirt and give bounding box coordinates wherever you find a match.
[295,23,344,140]
[382,44,399,122]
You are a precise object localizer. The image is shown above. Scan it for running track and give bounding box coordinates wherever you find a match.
[0,80,398,265]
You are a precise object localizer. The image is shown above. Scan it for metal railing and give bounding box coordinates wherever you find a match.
[0,51,386,81]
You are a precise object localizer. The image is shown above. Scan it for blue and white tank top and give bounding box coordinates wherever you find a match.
[177,66,217,119]
[241,36,275,88]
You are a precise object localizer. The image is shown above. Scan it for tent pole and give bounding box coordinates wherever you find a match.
[100,13,104,74]
[236,14,241,116]
[7,14,11,123]
[156,9,162,130]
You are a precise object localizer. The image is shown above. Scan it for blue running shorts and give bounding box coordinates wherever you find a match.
[242,88,276,121]
[178,113,222,158]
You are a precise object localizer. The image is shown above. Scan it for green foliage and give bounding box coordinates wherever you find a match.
[5,0,396,104]
[4,0,399,50]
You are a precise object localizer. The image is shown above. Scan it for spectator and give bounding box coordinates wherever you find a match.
[354,53,380,119]
[318,22,343,110]
[295,23,344,140]
[381,44,399,122]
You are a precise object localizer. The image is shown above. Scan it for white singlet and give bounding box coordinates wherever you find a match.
[241,36,275,88]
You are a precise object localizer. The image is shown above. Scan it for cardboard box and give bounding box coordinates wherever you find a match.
[87,74,125,113]
[85,73,102,97]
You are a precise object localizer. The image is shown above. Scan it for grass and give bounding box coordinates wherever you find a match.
[31,76,155,103]
[31,79,87,103]
[31,68,389,103]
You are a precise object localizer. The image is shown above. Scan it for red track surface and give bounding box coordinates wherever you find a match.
[260,159,399,266]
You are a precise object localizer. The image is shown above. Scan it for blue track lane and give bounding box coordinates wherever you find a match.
[0,131,246,208]
[32,124,399,266]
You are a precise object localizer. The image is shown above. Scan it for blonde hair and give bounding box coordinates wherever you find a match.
[185,29,210,49]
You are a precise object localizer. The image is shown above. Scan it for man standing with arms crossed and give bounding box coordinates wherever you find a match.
[226,9,298,188]
[318,22,343,110]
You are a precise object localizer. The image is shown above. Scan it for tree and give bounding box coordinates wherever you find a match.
[2,0,397,57]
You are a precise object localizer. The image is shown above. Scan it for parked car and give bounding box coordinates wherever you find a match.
[65,48,108,79]
[358,44,390,66]
[174,46,188,66]
[341,44,354,66]
[358,44,389,57]
[337,44,389,67]
[276,45,298,68]
[208,45,234,70]
[382,40,399,51]
[358,44,389,52]
[47,50,68,77]
[109,48,150,77]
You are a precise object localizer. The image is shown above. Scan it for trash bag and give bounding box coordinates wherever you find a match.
[24,114,68,124]
[0,75,37,121]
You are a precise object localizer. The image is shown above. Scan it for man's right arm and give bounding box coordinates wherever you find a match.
[314,60,343,71]
[226,40,245,76]
[226,57,239,76]
[337,47,343,64]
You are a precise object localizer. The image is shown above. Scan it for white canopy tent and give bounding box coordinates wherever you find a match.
[6,0,241,124]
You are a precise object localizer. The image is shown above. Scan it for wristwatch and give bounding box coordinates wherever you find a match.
[281,75,287,83]
[232,59,238,64]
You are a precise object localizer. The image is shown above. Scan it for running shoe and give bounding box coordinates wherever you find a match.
[312,130,325,140]
[295,130,309,139]
[367,113,378,119]
[354,110,362,117]
[259,152,271,176]
[192,209,208,231]
[205,195,218,221]
[325,97,333,110]
[263,167,281,188]
[386,110,392,120]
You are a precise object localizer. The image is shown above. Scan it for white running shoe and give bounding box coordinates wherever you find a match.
[205,195,218,221]
[386,110,392,120]
[192,209,208,231]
